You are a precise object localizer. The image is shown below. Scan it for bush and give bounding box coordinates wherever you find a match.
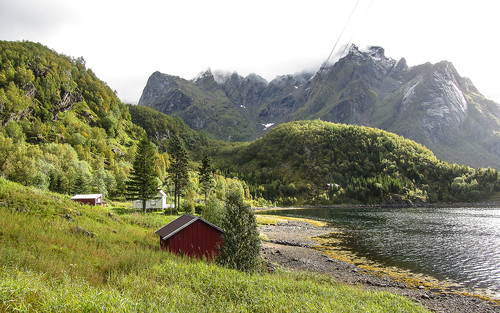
[201,196,225,228]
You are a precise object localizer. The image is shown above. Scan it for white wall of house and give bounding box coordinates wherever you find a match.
[132,190,172,210]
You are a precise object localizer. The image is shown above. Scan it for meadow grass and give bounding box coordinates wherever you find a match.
[0,177,429,312]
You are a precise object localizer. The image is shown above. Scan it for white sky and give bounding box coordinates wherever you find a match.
[0,0,499,103]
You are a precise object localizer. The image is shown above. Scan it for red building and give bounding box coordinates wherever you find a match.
[70,194,105,206]
[155,214,224,259]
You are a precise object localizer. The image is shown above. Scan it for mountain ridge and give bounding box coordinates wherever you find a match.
[139,44,500,169]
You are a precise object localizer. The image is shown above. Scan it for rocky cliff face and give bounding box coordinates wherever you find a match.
[398,61,469,143]
[138,45,500,169]
[215,72,268,109]
[139,69,258,141]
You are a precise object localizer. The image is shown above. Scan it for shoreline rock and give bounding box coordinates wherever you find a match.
[258,218,500,313]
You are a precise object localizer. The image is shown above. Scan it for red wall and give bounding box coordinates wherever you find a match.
[73,198,97,205]
[162,220,224,259]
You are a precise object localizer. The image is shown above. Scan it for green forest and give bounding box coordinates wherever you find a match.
[0,40,141,198]
[214,120,500,205]
[1,40,499,208]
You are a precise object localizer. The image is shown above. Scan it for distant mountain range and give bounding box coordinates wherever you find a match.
[139,44,500,169]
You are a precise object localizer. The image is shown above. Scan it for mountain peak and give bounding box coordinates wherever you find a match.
[348,43,360,54]
[367,46,386,59]
[212,71,268,86]
[348,44,390,61]
[192,68,214,82]
[245,73,268,85]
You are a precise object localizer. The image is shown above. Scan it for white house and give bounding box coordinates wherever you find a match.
[133,188,171,211]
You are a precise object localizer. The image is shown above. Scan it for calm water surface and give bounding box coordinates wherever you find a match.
[262,207,500,298]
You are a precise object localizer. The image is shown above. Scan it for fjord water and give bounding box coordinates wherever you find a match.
[263,207,500,298]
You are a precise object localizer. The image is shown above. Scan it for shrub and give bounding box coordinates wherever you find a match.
[201,195,225,229]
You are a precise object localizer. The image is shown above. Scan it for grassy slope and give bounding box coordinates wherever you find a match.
[0,177,428,312]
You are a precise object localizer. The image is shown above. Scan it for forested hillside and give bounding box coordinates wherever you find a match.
[128,104,209,155]
[0,41,254,207]
[211,120,500,205]
[0,41,156,198]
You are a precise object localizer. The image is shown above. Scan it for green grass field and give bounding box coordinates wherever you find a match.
[0,177,428,312]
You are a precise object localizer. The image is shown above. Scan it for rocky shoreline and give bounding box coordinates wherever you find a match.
[258,218,500,313]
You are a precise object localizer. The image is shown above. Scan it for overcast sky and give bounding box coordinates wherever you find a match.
[1,0,499,103]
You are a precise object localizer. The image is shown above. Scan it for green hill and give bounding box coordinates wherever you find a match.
[211,120,500,205]
[0,177,428,312]
[0,41,137,140]
[128,104,209,155]
[0,41,254,208]
[0,40,146,198]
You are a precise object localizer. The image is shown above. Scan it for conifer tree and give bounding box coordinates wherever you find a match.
[49,170,69,194]
[71,172,90,195]
[126,137,159,213]
[218,191,261,273]
[168,134,189,213]
[199,155,215,203]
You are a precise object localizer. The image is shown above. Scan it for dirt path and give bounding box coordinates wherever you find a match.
[258,218,500,313]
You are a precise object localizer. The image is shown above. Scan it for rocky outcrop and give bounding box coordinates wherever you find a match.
[399,61,469,143]
[139,71,180,108]
[216,72,268,109]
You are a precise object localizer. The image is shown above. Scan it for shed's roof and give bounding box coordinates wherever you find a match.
[71,194,102,200]
[155,214,224,240]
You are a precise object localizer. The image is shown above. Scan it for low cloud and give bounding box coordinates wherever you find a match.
[0,0,75,40]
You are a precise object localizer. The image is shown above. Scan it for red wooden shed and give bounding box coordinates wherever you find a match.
[70,194,106,206]
[155,214,224,259]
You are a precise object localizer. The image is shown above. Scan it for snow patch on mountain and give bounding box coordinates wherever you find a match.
[403,79,420,102]
[262,123,274,130]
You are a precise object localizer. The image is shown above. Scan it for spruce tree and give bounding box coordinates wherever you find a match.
[71,172,90,195]
[168,135,189,213]
[126,137,159,213]
[199,155,215,203]
[218,191,261,273]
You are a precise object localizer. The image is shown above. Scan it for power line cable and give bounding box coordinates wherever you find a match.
[320,0,361,71]
[338,0,375,62]
[312,0,374,108]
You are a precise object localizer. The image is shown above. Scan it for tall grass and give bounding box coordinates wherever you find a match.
[0,177,428,312]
